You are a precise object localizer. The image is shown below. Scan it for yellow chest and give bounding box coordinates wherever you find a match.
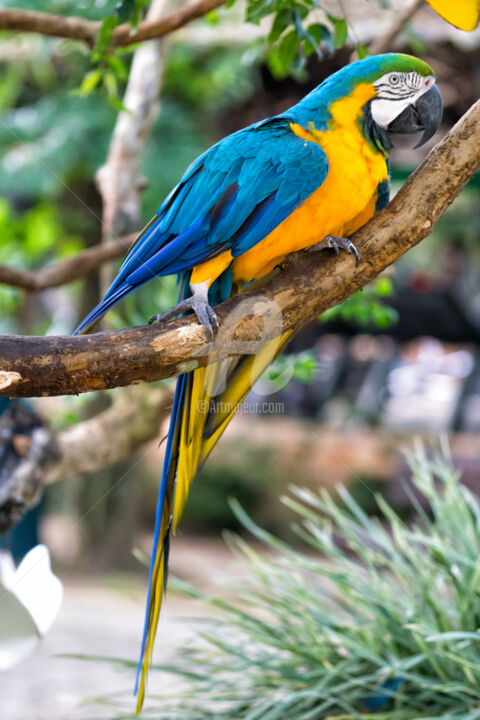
[232,85,388,283]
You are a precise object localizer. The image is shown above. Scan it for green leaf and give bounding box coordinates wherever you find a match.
[356,43,370,59]
[78,69,102,96]
[205,9,219,24]
[269,10,294,43]
[375,277,394,297]
[372,304,398,328]
[108,95,129,113]
[92,16,119,62]
[303,23,329,57]
[278,29,300,71]
[327,13,348,49]
[292,350,318,383]
[105,53,128,81]
[104,70,118,98]
[246,0,274,25]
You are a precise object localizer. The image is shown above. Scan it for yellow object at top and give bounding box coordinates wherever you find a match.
[426,0,480,30]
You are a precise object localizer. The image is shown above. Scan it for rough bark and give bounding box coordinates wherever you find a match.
[1,98,480,399]
[0,0,228,48]
[44,384,168,484]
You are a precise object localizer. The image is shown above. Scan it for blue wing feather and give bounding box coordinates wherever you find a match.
[375,160,391,211]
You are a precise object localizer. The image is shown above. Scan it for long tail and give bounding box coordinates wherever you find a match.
[73,270,292,711]
[135,324,292,711]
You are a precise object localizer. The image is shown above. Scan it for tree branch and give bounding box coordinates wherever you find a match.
[0,386,169,532]
[44,384,169,484]
[0,8,100,45]
[0,235,134,292]
[1,99,479,399]
[113,0,227,45]
[0,0,228,48]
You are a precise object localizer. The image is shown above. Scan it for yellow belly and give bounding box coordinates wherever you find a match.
[192,83,388,287]
[233,129,386,281]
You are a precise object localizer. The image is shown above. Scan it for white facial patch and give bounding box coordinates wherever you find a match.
[370,72,434,129]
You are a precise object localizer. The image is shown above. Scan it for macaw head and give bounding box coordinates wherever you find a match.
[293,53,443,154]
[364,53,443,149]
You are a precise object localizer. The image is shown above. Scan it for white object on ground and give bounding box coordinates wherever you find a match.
[0,545,63,670]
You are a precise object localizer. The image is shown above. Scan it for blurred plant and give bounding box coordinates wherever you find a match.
[263,349,318,390]
[163,45,256,114]
[321,276,399,329]
[179,444,279,532]
[259,278,398,393]
[4,0,366,105]
[80,444,480,718]
[264,9,351,78]
[74,0,148,111]
[169,444,480,717]
[0,198,82,332]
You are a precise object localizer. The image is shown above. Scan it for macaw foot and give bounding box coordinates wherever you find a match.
[308,235,360,267]
[148,294,219,336]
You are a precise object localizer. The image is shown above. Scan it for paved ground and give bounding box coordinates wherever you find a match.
[0,537,238,720]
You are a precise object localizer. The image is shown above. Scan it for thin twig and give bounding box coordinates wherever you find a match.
[0,235,134,292]
[0,0,228,48]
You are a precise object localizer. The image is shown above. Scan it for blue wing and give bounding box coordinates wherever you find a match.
[375,160,390,211]
[73,117,329,334]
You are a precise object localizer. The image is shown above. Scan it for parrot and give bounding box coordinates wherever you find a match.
[74,53,443,711]
[426,0,480,30]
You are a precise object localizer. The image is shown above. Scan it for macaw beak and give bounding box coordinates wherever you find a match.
[387,84,443,148]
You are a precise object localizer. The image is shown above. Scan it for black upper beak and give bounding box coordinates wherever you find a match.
[387,84,443,148]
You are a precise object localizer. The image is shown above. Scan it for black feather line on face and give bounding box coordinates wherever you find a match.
[361,100,392,156]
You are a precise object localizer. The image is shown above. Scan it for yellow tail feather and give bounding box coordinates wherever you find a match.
[135,330,293,711]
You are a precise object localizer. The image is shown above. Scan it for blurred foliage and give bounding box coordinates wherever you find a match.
[321,276,399,329]
[180,445,278,532]
[0,0,119,19]
[262,349,318,392]
[265,10,351,78]
[0,197,82,333]
[151,445,480,720]
[81,446,480,718]
[1,0,363,102]
[0,40,252,210]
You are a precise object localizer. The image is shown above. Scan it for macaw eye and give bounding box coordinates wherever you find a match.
[390,74,400,85]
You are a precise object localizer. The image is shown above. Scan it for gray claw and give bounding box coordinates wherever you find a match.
[309,235,360,267]
[148,296,218,336]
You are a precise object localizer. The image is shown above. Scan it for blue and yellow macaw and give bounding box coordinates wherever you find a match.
[74,53,442,711]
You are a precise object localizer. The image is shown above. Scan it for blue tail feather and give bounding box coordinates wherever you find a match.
[134,371,188,696]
